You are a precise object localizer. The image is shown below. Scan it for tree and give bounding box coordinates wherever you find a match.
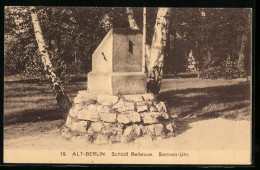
[126,7,140,30]
[126,7,171,96]
[30,6,71,114]
[146,8,171,96]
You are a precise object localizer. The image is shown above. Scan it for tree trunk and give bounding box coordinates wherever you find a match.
[195,41,201,78]
[146,8,171,96]
[238,34,247,77]
[126,7,140,30]
[30,6,71,116]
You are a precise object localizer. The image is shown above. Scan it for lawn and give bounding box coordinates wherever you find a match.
[4,76,251,126]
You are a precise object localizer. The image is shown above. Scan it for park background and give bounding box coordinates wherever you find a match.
[3,7,252,163]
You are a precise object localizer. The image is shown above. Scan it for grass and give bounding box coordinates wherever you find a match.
[4,81,87,125]
[4,75,251,126]
[158,78,251,136]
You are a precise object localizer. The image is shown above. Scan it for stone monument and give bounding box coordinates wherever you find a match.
[88,28,146,95]
[62,28,176,144]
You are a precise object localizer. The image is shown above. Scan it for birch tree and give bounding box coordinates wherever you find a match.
[30,6,71,114]
[126,7,140,30]
[126,7,171,96]
[237,34,247,77]
[146,8,171,96]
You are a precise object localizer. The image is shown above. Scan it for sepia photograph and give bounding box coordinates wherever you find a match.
[3,6,252,165]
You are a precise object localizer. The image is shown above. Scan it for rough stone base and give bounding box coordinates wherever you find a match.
[62,91,176,144]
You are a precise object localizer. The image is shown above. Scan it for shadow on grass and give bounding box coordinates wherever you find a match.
[159,81,250,136]
[4,76,87,84]
[4,108,65,126]
[163,73,198,79]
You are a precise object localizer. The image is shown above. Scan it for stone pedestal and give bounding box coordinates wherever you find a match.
[62,91,176,144]
[88,72,146,95]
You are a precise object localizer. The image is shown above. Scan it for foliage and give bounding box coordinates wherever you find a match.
[166,8,251,79]
[4,7,128,77]
[4,7,252,80]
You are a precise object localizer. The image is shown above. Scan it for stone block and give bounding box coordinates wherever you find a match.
[165,122,174,132]
[99,112,117,123]
[61,126,72,140]
[91,122,103,132]
[70,120,88,132]
[145,125,155,135]
[123,126,133,137]
[154,124,164,136]
[149,106,157,112]
[117,114,130,124]
[78,106,100,121]
[141,112,162,124]
[97,94,118,106]
[132,124,141,136]
[136,105,148,113]
[87,127,94,134]
[155,102,167,112]
[112,100,124,109]
[161,112,169,119]
[144,124,164,136]
[110,124,123,135]
[142,114,157,124]
[97,105,110,113]
[140,125,147,135]
[65,115,73,128]
[124,94,143,102]
[114,101,135,112]
[88,72,146,95]
[142,93,155,101]
[74,91,97,104]
[128,111,141,123]
[122,125,141,142]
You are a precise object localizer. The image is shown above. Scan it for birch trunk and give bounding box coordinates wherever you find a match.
[126,7,140,30]
[146,8,171,96]
[30,6,71,115]
[238,34,247,76]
